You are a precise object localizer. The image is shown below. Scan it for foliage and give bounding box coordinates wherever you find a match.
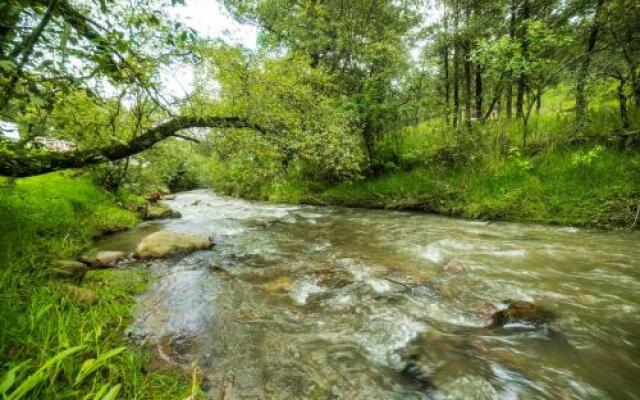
[0,173,191,399]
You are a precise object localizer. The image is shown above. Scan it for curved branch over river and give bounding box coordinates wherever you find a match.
[0,115,270,177]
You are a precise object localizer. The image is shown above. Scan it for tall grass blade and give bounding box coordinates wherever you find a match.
[6,345,84,400]
[0,360,31,395]
[100,384,121,400]
[74,347,126,386]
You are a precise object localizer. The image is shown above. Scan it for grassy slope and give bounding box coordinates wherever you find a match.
[251,101,640,229]
[309,148,640,228]
[0,173,191,399]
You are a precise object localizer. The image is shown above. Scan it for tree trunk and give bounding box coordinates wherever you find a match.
[516,0,530,119]
[575,0,604,130]
[0,116,271,177]
[618,79,630,129]
[443,10,451,124]
[453,0,460,128]
[632,67,640,107]
[464,48,472,128]
[475,63,483,120]
[506,0,517,119]
[463,6,472,129]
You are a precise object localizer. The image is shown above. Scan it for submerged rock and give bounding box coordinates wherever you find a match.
[144,205,181,220]
[135,229,213,259]
[489,300,555,329]
[442,258,464,274]
[402,352,436,388]
[263,277,293,292]
[81,251,126,268]
[314,268,352,289]
[436,375,499,400]
[51,260,88,280]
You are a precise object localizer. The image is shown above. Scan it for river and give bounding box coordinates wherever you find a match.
[97,189,640,399]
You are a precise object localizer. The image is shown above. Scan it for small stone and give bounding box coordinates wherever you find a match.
[144,192,162,202]
[81,251,126,268]
[51,260,88,280]
[61,285,97,304]
[263,277,293,293]
[402,353,435,388]
[489,300,555,329]
[442,258,464,274]
[439,282,457,298]
[144,205,181,220]
[578,293,598,304]
[190,200,201,206]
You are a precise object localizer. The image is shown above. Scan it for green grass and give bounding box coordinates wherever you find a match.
[215,102,640,230]
[0,173,193,399]
[187,91,639,230]
[312,146,640,228]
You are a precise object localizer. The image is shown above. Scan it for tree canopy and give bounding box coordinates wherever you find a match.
[0,0,638,178]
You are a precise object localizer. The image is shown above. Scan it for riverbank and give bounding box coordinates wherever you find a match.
[214,145,640,230]
[0,173,192,399]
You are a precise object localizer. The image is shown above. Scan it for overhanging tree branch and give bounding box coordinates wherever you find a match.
[0,115,272,177]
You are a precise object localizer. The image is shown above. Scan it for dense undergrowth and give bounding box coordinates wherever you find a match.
[206,103,640,230]
[0,173,192,399]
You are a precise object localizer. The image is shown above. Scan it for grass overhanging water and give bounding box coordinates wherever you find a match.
[0,174,193,399]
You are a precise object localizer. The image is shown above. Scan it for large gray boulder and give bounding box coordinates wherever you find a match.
[135,229,213,259]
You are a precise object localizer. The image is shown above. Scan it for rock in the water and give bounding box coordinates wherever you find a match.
[162,194,175,200]
[144,205,181,220]
[135,230,213,259]
[51,260,88,280]
[442,258,464,274]
[61,285,97,304]
[402,353,436,388]
[145,192,162,202]
[436,376,499,400]
[438,282,457,298]
[489,300,555,329]
[263,277,293,292]
[81,251,126,268]
[190,200,201,206]
[314,268,352,288]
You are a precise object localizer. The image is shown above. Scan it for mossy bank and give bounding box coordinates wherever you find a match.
[211,143,640,230]
[0,173,193,399]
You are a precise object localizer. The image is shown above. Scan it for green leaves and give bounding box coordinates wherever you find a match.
[0,344,127,400]
[0,360,32,396]
[0,60,16,71]
[2,345,85,400]
[74,347,126,386]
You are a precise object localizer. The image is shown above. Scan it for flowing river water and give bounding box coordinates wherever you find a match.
[97,190,640,400]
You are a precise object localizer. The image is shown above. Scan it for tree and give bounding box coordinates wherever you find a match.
[575,0,605,131]
[221,0,423,166]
